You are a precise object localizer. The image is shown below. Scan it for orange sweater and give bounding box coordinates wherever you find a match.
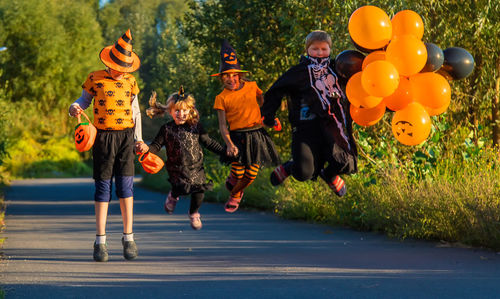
[82,70,139,130]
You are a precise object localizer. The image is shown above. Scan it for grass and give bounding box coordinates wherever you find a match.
[140,147,500,250]
[273,147,500,250]
[2,132,92,179]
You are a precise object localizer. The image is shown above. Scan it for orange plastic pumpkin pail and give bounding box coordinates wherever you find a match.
[138,152,164,174]
[74,111,97,152]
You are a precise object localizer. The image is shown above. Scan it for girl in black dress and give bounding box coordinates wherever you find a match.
[138,87,227,230]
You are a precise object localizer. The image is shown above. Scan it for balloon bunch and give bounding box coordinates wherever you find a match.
[334,5,474,146]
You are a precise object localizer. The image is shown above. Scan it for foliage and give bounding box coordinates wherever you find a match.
[0,0,103,112]
[0,0,498,250]
[274,146,500,249]
[2,131,92,178]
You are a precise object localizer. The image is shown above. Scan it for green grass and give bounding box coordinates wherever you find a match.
[273,147,500,250]
[2,132,92,179]
[140,148,500,250]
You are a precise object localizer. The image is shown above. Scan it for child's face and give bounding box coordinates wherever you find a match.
[307,41,331,58]
[108,68,125,80]
[170,107,190,125]
[221,72,241,91]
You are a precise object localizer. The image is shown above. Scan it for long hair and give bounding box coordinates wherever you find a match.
[166,92,200,126]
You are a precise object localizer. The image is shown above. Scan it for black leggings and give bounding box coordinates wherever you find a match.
[171,191,204,215]
[291,121,356,182]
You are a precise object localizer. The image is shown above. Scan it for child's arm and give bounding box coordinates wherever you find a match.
[69,90,92,117]
[261,66,300,126]
[131,94,143,143]
[216,109,238,157]
[140,125,167,155]
[198,124,225,156]
[257,93,264,107]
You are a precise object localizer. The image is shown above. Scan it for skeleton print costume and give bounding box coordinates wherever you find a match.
[148,120,225,195]
[262,55,357,181]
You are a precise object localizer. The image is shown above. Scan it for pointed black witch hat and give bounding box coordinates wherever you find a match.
[210,39,248,76]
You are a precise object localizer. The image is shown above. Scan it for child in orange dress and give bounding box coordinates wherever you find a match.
[212,40,280,213]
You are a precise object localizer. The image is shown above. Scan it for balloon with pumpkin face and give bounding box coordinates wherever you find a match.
[391,102,431,145]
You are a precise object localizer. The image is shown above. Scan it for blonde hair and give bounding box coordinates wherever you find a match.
[146,90,200,126]
[305,30,332,53]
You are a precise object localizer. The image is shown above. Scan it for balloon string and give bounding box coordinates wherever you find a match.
[354,134,380,167]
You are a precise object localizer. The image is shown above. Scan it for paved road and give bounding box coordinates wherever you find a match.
[1,178,500,299]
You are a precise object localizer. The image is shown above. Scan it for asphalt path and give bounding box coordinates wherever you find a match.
[1,178,500,299]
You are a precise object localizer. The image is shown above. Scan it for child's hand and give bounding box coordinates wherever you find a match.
[135,142,149,154]
[227,144,239,157]
[69,104,83,117]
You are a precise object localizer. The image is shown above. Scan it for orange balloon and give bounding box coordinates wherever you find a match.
[346,72,383,108]
[391,10,424,40]
[410,72,451,110]
[383,76,413,111]
[361,60,400,97]
[391,102,432,145]
[425,102,449,116]
[362,51,386,70]
[350,101,386,126]
[348,5,392,50]
[386,35,427,76]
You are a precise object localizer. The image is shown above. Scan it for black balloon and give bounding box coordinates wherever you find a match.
[438,47,474,80]
[334,50,365,80]
[421,42,444,72]
[350,36,386,53]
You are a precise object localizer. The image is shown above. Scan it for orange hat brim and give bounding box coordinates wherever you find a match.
[100,46,141,73]
[210,69,248,77]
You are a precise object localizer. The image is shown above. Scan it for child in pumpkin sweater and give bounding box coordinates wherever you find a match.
[69,29,143,262]
[137,88,228,230]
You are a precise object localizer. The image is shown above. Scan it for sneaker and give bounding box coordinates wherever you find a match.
[164,192,179,214]
[331,175,347,197]
[189,212,203,230]
[93,242,108,262]
[270,161,292,186]
[122,238,138,260]
[321,170,346,197]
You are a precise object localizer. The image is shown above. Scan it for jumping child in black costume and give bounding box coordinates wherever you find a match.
[137,87,227,230]
[261,30,358,196]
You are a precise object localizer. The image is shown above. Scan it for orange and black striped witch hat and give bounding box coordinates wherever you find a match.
[100,29,140,73]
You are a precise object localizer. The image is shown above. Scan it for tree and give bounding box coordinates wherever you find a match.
[0,0,103,110]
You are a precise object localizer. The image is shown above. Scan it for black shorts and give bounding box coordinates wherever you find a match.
[92,128,135,181]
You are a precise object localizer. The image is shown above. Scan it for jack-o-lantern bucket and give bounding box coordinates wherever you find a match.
[74,111,97,152]
[138,152,164,174]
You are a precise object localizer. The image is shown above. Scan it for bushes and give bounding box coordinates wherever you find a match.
[272,146,500,250]
[2,131,91,179]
